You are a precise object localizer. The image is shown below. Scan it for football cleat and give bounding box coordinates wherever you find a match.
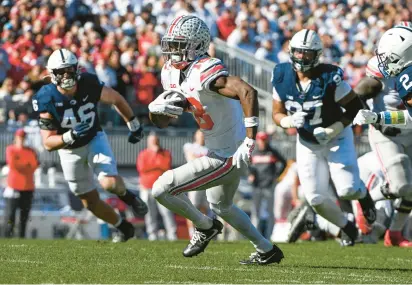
[287,205,310,243]
[340,220,358,247]
[355,201,372,235]
[183,218,223,257]
[384,230,412,247]
[239,244,284,265]
[119,190,148,218]
[113,220,135,243]
[358,191,377,224]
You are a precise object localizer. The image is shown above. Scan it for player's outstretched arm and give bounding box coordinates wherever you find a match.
[100,86,135,124]
[209,75,259,139]
[354,109,412,128]
[100,86,143,143]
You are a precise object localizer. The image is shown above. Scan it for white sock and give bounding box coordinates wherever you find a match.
[217,204,273,253]
[389,210,409,232]
[156,192,213,230]
[312,198,348,228]
[315,214,341,237]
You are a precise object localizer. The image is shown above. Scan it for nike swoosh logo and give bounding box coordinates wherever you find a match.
[189,88,194,91]
[312,95,321,99]
[83,95,89,102]
[205,229,219,241]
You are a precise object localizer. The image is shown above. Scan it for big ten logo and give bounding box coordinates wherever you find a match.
[187,97,214,130]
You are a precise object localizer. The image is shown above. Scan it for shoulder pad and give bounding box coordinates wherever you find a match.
[317,64,344,85]
[397,66,412,99]
[271,63,290,85]
[78,72,103,85]
[191,57,228,90]
[32,85,54,113]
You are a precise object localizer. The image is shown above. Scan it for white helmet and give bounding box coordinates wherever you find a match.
[394,21,412,30]
[47,48,79,89]
[289,29,323,72]
[161,15,210,69]
[365,56,384,79]
[376,27,412,77]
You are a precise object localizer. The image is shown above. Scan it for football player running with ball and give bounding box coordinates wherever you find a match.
[148,15,283,265]
[32,49,147,242]
[272,29,376,246]
[354,24,412,246]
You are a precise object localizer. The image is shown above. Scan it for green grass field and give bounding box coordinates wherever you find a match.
[0,239,411,284]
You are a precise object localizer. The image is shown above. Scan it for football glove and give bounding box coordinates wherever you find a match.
[280,112,307,128]
[233,137,255,169]
[62,121,91,145]
[353,110,379,125]
[313,121,344,145]
[127,117,144,144]
[148,90,184,118]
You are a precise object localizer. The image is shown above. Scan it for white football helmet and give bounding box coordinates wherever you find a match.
[394,21,412,30]
[376,27,412,77]
[47,48,80,89]
[161,15,211,69]
[289,29,323,72]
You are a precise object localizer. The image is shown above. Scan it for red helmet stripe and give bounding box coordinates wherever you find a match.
[168,16,184,36]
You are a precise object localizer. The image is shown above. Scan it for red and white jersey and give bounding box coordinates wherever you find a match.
[183,142,208,160]
[161,56,245,158]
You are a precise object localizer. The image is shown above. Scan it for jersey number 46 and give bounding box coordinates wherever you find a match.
[61,103,96,129]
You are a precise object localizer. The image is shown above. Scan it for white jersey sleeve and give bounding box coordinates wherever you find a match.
[191,57,229,91]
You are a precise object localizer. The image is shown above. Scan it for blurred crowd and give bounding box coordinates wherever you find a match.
[0,0,410,129]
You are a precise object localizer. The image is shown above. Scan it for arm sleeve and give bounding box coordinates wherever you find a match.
[334,80,352,102]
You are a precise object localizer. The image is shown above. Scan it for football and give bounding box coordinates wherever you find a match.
[164,91,189,110]
[149,91,189,128]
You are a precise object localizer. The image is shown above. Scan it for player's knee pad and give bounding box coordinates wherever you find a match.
[152,170,174,199]
[209,202,233,217]
[393,198,412,214]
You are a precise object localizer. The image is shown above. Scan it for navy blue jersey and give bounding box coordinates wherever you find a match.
[272,63,344,143]
[32,72,104,149]
[396,66,412,102]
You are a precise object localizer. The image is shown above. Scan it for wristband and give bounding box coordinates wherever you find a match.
[127,116,141,131]
[380,111,405,125]
[244,116,259,128]
[62,131,75,145]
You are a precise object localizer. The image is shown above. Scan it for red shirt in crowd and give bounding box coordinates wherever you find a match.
[6,145,39,191]
[137,148,171,189]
